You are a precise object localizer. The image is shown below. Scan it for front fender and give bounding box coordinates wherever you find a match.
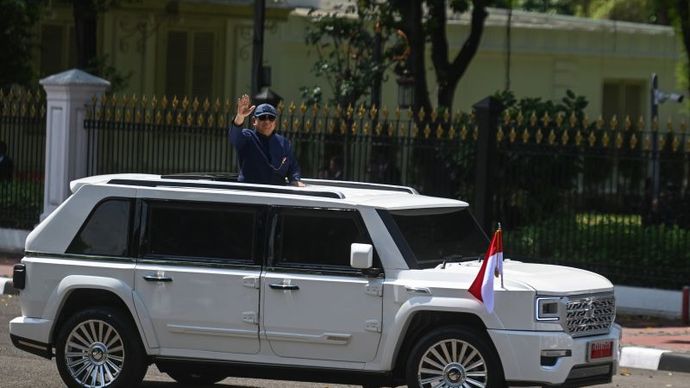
[378,296,504,370]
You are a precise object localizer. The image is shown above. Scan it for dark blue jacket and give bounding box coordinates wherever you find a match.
[228,123,301,185]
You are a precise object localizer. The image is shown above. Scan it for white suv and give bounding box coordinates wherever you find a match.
[10,173,620,388]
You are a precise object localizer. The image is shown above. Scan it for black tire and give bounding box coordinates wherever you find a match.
[405,326,505,388]
[166,369,226,386]
[55,307,147,388]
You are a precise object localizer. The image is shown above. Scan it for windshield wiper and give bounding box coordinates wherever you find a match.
[440,255,483,268]
[440,254,465,268]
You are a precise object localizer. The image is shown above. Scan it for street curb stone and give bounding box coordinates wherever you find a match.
[1,277,17,295]
[658,353,690,373]
[620,346,690,373]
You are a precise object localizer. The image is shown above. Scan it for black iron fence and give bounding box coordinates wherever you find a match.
[82,97,477,199]
[495,112,690,289]
[0,88,45,229]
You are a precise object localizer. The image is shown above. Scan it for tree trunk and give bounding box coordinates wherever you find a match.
[432,0,488,111]
[73,0,98,71]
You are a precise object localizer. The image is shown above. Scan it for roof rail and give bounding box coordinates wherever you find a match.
[301,178,418,194]
[161,172,239,182]
[107,178,345,199]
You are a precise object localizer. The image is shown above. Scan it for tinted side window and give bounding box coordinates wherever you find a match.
[145,202,257,262]
[67,199,131,257]
[276,209,370,268]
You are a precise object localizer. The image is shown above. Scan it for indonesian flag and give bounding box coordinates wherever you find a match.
[468,228,503,313]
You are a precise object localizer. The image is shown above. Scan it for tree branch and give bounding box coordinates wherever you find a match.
[429,1,450,85]
[449,0,488,83]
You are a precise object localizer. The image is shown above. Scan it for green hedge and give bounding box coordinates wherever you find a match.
[505,214,690,289]
[0,180,43,229]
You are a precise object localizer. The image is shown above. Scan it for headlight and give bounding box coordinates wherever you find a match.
[535,297,562,321]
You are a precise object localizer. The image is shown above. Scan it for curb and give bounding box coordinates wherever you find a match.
[0,277,17,295]
[620,346,690,373]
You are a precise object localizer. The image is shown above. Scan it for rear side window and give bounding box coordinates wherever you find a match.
[275,208,373,268]
[144,201,257,262]
[67,199,132,257]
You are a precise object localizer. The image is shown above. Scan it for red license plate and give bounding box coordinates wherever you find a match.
[588,340,613,361]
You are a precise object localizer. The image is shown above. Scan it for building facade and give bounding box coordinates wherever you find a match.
[33,1,684,122]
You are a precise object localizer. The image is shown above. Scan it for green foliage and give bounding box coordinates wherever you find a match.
[0,180,43,229]
[0,0,42,88]
[584,0,664,24]
[511,0,584,15]
[87,54,132,93]
[491,89,590,225]
[506,213,690,289]
[493,88,589,121]
[302,2,398,107]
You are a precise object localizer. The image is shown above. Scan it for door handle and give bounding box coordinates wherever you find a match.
[269,283,299,290]
[143,275,173,282]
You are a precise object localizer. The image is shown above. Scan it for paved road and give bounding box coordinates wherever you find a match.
[2,294,688,388]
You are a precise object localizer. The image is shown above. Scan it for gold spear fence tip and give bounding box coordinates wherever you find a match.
[192,97,199,112]
[369,105,378,120]
[357,103,366,118]
[610,115,618,131]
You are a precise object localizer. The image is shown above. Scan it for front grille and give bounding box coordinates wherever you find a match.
[565,293,615,337]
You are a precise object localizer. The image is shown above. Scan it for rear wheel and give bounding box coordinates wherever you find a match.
[405,326,505,388]
[55,307,147,388]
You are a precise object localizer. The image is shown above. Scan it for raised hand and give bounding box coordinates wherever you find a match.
[234,94,255,125]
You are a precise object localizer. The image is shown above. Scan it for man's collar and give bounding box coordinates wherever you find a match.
[255,130,275,139]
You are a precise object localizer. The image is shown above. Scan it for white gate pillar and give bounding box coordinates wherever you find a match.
[39,69,110,220]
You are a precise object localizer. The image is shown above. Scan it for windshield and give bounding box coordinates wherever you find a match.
[382,207,489,269]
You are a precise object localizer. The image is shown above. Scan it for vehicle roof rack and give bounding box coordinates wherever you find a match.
[161,172,239,182]
[300,178,417,194]
[107,178,345,199]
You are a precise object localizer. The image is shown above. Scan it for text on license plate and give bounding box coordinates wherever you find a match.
[588,340,613,361]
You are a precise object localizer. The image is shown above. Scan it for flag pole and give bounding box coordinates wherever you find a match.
[498,222,504,289]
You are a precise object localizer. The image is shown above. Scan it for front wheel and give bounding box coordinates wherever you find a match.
[55,307,147,388]
[405,326,505,388]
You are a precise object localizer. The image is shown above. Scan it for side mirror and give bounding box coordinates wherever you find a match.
[350,243,373,269]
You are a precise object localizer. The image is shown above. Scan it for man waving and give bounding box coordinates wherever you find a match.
[229,94,304,186]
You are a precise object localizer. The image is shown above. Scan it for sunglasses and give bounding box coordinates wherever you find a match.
[257,115,276,122]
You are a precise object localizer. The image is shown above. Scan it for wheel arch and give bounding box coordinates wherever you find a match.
[47,276,157,353]
[390,310,494,379]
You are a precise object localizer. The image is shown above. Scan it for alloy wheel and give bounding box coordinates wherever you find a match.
[63,319,125,387]
[417,338,488,388]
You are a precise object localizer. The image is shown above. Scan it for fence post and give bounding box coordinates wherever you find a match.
[39,70,110,221]
[472,96,503,235]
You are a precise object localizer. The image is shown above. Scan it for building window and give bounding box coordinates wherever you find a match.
[602,80,644,128]
[165,30,215,99]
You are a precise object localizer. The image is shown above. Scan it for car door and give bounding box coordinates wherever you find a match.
[134,199,266,356]
[261,207,383,362]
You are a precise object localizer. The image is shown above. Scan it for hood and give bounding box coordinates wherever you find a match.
[399,260,613,295]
